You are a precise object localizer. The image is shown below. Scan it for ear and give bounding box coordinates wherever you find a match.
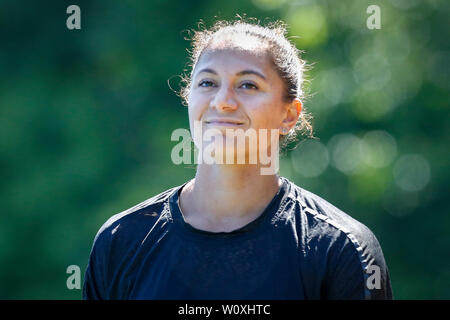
[280,98,302,133]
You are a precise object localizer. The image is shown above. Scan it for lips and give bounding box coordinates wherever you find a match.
[205,119,244,126]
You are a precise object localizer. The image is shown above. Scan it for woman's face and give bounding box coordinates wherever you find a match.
[188,47,294,163]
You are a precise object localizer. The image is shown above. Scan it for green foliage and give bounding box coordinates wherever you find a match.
[0,0,448,299]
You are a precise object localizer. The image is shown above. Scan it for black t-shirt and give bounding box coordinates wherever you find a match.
[83,176,393,299]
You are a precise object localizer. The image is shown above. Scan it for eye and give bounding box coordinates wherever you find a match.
[198,80,216,88]
[240,81,258,90]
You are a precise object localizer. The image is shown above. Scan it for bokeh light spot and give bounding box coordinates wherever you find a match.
[291,139,329,177]
[286,5,328,48]
[353,53,391,91]
[360,130,398,168]
[328,133,365,175]
[393,154,431,192]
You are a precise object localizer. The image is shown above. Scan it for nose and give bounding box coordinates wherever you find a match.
[210,83,238,112]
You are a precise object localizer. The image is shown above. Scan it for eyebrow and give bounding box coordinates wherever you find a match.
[197,68,266,81]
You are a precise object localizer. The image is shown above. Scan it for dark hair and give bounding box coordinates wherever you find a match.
[179,16,314,151]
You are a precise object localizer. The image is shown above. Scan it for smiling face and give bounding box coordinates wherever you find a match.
[188,47,294,163]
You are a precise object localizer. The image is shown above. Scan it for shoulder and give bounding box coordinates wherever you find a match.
[286,179,381,252]
[89,185,179,253]
[283,178,392,299]
[83,184,183,299]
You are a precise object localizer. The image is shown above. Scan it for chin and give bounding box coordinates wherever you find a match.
[201,140,261,165]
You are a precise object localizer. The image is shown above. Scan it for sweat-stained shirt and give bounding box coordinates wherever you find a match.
[83,176,393,300]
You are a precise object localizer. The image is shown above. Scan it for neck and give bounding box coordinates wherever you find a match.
[180,163,282,228]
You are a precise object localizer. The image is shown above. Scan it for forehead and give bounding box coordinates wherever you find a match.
[193,47,276,78]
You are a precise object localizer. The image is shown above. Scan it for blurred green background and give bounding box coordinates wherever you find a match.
[0,0,448,299]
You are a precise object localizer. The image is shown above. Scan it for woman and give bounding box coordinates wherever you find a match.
[83,18,393,300]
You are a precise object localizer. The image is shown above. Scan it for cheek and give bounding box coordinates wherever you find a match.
[187,96,210,140]
[188,94,209,118]
[247,100,283,130]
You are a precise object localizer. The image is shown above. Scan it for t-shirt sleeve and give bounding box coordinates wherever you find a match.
[322,230,393,300]
[82,231,110,300]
